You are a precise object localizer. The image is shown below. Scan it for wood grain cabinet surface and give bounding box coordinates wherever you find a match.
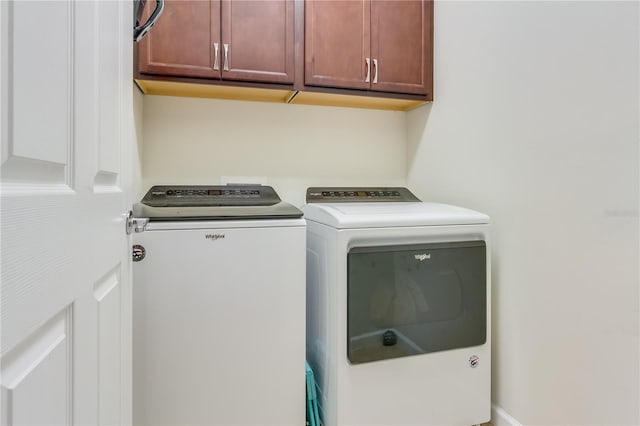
[135,0,433,110]
[137,0,295,84]
[304,0,433,98]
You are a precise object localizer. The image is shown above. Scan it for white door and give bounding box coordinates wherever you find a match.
[1,1,133,425]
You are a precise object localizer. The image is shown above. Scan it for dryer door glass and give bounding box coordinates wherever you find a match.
[347,241,486,364]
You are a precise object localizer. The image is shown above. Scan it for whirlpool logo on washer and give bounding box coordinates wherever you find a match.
[414,253,431,261]
[205,233,225,241]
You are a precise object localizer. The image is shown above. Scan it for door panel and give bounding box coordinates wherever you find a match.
[0,309,72,426]
[138,0,220,79]
[305,0,371,90]
[221,0,294,83]
[96,0,122,188]
[371,0,431,95]
[4,1,71,185]
[1,1,132,425]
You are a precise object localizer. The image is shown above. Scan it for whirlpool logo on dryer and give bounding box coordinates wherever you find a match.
[205,233,225,240]
[414,253,431,261]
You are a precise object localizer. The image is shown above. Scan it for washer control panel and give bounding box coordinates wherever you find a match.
[142,185,280,207]
[152,188,260,198]
[306,187,420,203]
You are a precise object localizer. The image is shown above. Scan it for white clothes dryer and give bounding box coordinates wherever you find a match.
[302,188,491,426]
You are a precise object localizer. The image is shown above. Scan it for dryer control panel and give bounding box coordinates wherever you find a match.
[306,187,420,203]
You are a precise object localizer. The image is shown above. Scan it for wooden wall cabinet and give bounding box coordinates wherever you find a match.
[137,0,295,85]
[135,0,433,110]
[304,0,433,98]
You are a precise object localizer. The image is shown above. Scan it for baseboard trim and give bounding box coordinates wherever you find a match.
[491,404,523,426]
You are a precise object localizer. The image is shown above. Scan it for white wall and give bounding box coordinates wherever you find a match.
[141,96,407,206]
[408,2,639,425]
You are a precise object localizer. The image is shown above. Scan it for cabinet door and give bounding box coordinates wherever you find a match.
[138,0,221,79]
[221,0,295,84]
[371,0,432,95]
[305,0,371,90]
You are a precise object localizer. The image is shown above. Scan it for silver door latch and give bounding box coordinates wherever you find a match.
[126,211,149,234]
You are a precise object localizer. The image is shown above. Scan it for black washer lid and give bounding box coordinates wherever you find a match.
[140,185,281,207]
[134,185,302,221]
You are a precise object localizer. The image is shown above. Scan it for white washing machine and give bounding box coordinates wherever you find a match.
[302,187,491,426]
[131,185,305,426]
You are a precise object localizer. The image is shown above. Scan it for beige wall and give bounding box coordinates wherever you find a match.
[138,1,639,424]
[131,88,145,203]
[140,96,407,206]
[408,2,639,425]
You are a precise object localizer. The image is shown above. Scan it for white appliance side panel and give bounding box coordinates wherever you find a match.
[306,221,341,426]
[132,224,306,426]
[312,224,491,426]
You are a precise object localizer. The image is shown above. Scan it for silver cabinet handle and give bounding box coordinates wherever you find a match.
[365,57,371,83]
[373,58,378,84]
[213,43,219,70]
[223,44,229,71]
